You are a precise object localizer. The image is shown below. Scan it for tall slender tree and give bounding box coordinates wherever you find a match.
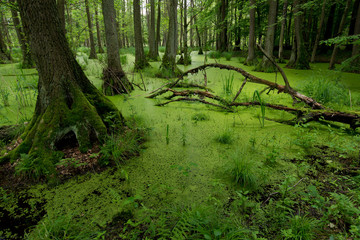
[159,0,180,77]
[245,0,257,65]
[4,0,125,166]
[257,0,277,72]
[10,0,34,68]
[102,0,133,95]
[148,0,158,60]
[311,0,327,63]
[95,4,104,53]
[155,0,161,54]
[85,0,97,59]
[278,0,287,62]
[133,0,149,69]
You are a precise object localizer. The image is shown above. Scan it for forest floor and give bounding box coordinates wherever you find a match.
[1,50,360,239]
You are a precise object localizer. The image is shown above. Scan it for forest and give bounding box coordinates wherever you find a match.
[0,0,360,239]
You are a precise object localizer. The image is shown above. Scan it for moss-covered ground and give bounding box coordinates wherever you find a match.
[1,50,360,239]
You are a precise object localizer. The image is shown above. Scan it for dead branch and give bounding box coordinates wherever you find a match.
[156,97,231,111]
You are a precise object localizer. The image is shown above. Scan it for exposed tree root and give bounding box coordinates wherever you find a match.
[147,63,360,130]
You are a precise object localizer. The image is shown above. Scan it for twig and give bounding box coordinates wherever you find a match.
[232,77,247,103]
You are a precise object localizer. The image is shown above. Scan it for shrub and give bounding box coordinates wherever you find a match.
[339,54,360,73]
[301,74,349,105]
[215,129,233,144]
[208,51,221,59]
[228,151,259,191]
[222,52,232,61]
[191,113,210,122]
[282,215,318,240]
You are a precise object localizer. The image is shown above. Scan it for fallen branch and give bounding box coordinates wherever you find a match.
[156,97,231,111]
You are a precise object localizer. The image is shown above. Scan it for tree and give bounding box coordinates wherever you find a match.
[329,0,352,69]
[278,0,287,62]
[133,0,149,70]
[155,0,161,55]
[256,0,277,72]
[102,0,133,95]
[57,0,65,35]
[10,0,34,68]
[286,0,310,69]
[3,0,124,169]
[352,0,360,57]
[310,0,326,63]
[94,4,104,53]
[245,0,257,65]
[217,0,228,52]
[159,0,180,77]
[0,22,11,63]
[178,0,191,65]
[148,0,158,60]
[85,0,97,59]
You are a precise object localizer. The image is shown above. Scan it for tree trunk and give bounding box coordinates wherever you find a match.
[218,0,228,52]
[4,0,125,168]
[148,0,158,60]
[293,0,310,69]
[245,0,257,65]
[155,0,161,54]
[352,1,360,57]
[133,0,149,70]
[102,0,133,95]
[178,0,191,65]
[95,5,104,54]
[10,0,34,68]
[0,24,11,63]
[190,0,194,48]
[310,0,326,63]
[85,0,97,59]
[195,21,203,54]
[57,0,66,35]
[286,34,296,67]
[329,0,352,69]
[258,0,277,72]
[278,0,287,62]
[159,0,180,77]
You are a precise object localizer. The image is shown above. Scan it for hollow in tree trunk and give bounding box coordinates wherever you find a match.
[2,0,125,170]
[102,0,133,95]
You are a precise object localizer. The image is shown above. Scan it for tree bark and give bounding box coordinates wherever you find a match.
[133,0,149,70]
[10,0,34,68]
[278,0,287,62]
[57,0,66,35]
[0,24,11,63]
[102,0,133,95]
[245,0,257,65]
[258,0,277,72]
[85,0,97,59]
[310,0,326,63]
[159,0,180,77]
[155,0,161,54]
[178,0,191,65]
[218,0,228,52]
[3,0,125,167]
[148,0,157,60]
[95,5,104,54]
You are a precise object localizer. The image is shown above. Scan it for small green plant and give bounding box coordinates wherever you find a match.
[253,90,265,127]
[25,214,103,240]
[265,146,279,166]
[281,215,318,240]
[0,88,10,107]
[56,158,86,168]
[215,129,233,144]
[166,124,170,145]
[228,151,259,191]
[14,153,55,180]
[222,74,234,96]
[181,123,187,146]
[191,113,210,122]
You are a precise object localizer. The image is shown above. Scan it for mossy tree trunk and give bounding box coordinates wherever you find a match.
[133,0,149,70]
[159,0,180,77]
[155,0,161,55]
[85,0,97,59]
[257,0,277,72]
[4,0,125,165]
[10,0,34,68]
[245,0,257,65]
[102,0,133,95]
